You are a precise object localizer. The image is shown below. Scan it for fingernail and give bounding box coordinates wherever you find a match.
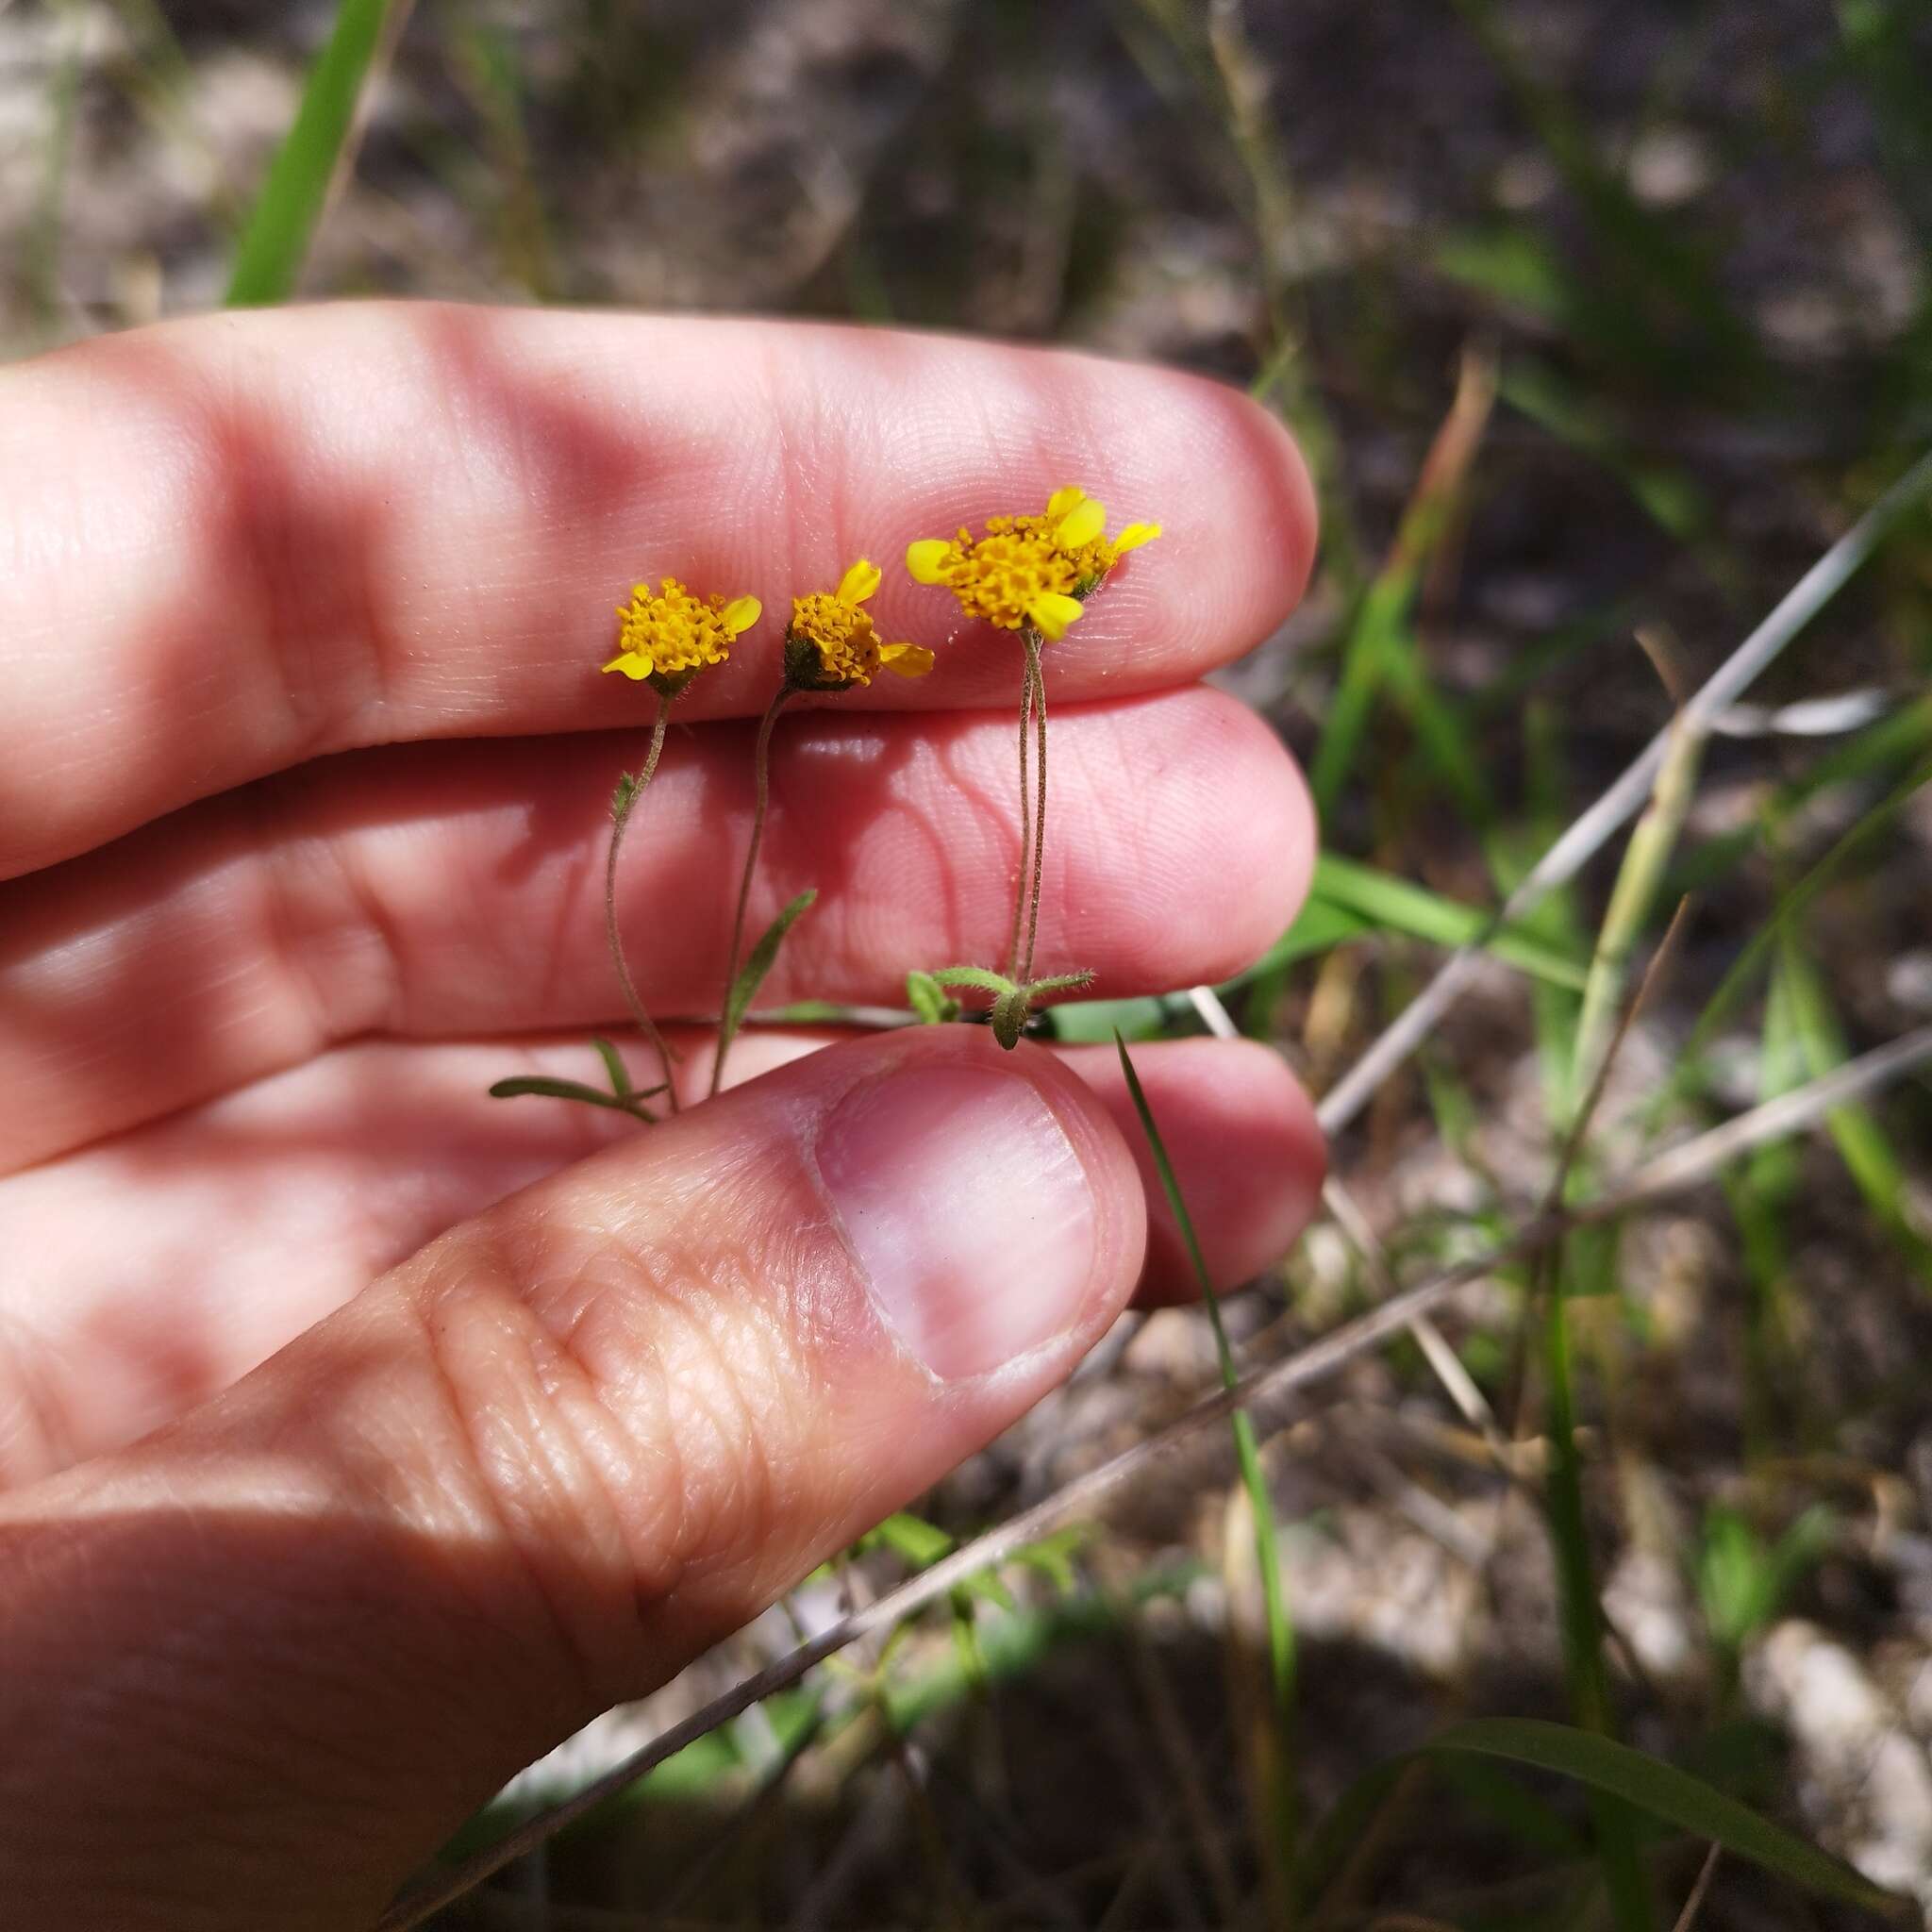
[817,1065,1099,1379]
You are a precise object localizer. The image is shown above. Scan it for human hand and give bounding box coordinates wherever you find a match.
[0,304,1323,1928]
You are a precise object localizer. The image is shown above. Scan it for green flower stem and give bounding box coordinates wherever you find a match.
[1010,627,1050,988]
[1025,634,1048,982]
[1006,645,1035,981]
[1115,1036,1298,1890]
[605,694,680,1111]
[713,684,796,1097]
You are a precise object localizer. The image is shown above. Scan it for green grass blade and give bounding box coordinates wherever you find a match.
[1433,222,1574,326]
[1430,1718,1905,1912]
[1774,928,1932,1291]
[1541,1245,1652,1929]
[1726,958,1808,1458]
[1570,700,1703,1112]
[1046,850,1588,1044]
[1535,675,1701,1924]
[1513,698,1590,1117]
[1310,575,1406,815]
[1501,359,1710,541]
[1664,749,1932,1117]
[1441,1754,1591,1859]
[1303,1716,1903,1920]
[225,0,403,306]
[1674,695,1932,900]
[1446,0,1760,391]
[1310,351,1496,814]
[1244,896,1376,970]
[1313,853,1590,989]
[1378,637,1498,828]
[1784,691,1932,801]
[1114,1035,1299,1883]
[1838,0,1932,244]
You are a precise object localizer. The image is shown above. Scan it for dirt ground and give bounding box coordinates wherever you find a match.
[6,1,1932,1924]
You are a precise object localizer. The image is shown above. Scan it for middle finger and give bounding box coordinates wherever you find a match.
[0,684,1311,1173]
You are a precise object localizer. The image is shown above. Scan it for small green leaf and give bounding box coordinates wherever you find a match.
[1010,1527,1087,1596]
[931,966,1019,997]
[489,1075,641,1112]
[610,772,639,822]
[591,1035,632,1099]
[906,970,958,1025]
[754,1001,859,1026]
[1699,1505,1834,1653]
[720,890,818,1046]
[959,1572,1017,1613]
[858,1511,956,1569]
[1022,970,1095,997]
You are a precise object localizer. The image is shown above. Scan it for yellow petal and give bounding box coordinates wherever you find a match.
[906,539,951,584]
[1053,496,1107,549]
[1026,592,1085,643]
[836,558,882,607]
[722,595,762,635]
[1045,485,1088,521]
[877,641,935,677]
[602,650,655,679]
[1112,521,1162,553]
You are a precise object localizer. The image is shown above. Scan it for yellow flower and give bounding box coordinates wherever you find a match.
[785,558,936,691]
[905,485,1161,642]
[603,577,762,684]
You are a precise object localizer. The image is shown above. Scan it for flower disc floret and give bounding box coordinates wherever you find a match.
[786,558,935,691]
[603,577,761,684]
[905,485,1161,642]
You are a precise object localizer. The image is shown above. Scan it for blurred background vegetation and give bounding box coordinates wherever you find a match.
[7,1,1932,1925]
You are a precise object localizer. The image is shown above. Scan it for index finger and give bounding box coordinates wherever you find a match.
[0,303,1315,880]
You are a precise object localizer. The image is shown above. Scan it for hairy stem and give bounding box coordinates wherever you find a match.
[1018,629,1049,987]
[604,696,679,1110]
[713,686,794,1097]
[1005,648,1036,982]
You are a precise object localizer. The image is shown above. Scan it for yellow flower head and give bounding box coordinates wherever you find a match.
[905,486,1161,643]
[785,558,936,691]
[603,577,762,690]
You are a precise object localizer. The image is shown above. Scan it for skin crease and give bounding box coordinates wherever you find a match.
[0,305,1324,1930]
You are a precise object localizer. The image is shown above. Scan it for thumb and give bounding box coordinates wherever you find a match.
[0,1026,1145,1932]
